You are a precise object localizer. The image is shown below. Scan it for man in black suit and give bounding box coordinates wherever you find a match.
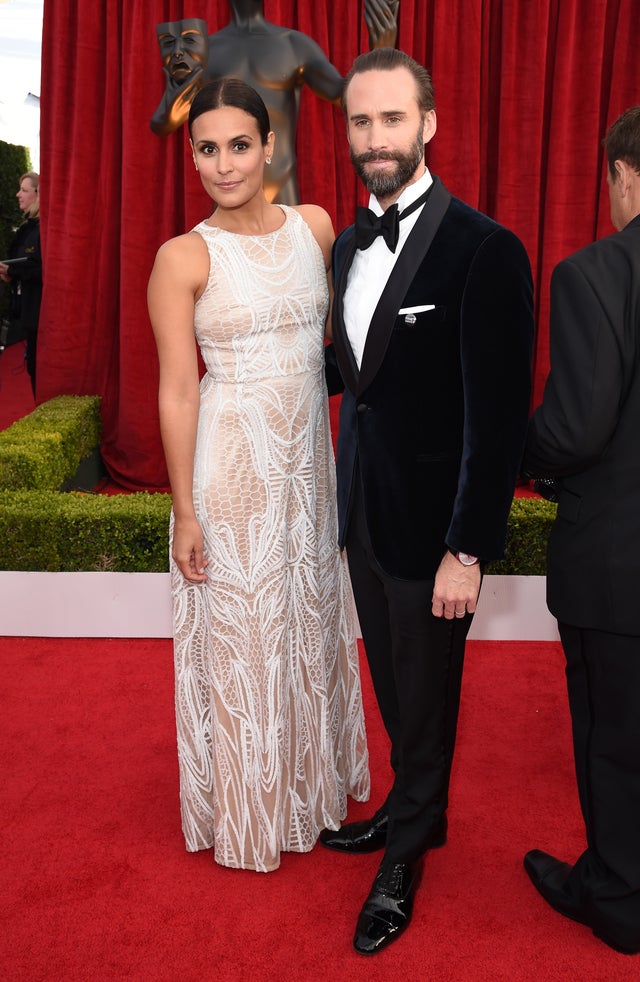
[320,48,534,954]
[523,106,640,957]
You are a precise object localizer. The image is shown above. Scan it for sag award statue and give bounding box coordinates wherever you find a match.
[150,0,399,204]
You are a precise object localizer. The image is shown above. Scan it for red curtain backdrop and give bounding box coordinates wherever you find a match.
[38,1,640,490]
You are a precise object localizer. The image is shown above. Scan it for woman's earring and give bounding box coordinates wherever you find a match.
[266,157,272,165]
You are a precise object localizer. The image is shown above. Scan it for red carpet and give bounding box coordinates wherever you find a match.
[0,318,616,977]
[1,636,636,980]
[0,340,35,431]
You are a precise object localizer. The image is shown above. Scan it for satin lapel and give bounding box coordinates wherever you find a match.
[332,230,360,393]
[357,177,452,395]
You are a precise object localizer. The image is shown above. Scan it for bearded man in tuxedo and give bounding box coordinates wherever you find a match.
[321,47,534,955]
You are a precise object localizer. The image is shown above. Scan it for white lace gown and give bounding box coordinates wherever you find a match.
[171,206,370,871]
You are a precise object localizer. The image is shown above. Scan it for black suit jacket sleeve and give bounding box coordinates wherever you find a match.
[446,227,534,557]
[525,257,628,478]
[324,342,345,397]
[7,219,41,283]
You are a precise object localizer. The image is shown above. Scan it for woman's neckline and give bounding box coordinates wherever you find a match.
[201,205,289,239]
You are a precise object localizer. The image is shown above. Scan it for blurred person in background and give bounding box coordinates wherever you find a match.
[0,172,42,395]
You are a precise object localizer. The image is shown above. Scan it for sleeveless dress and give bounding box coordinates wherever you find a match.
[171,206,370,872]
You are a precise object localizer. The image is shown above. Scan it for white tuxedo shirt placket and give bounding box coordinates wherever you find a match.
[343,168,433,369]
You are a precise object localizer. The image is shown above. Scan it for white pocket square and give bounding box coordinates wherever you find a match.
[398,304,436,314]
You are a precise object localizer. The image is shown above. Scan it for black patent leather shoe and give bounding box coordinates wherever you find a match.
[524,850,640,956]
[524,850,583,921]
[353,860,419,955]
[319,807,388,853]
[319,809,447,854]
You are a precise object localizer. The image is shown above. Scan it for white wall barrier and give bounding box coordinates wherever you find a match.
[0,572,559,641]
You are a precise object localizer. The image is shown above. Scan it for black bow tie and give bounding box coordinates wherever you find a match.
[354,186,432,253]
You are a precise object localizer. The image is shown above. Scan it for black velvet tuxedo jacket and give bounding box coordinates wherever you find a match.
[330,176,534,579]
[525,214,640,635]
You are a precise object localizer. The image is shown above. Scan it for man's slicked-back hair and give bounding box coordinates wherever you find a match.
[604,105,640,178]
[188,77,271,144]
[341,48,435,117]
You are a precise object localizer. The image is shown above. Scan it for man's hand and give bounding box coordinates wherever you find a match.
[431,550,481,619]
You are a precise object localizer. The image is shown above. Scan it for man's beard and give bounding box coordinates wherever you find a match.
[350,127,425,198]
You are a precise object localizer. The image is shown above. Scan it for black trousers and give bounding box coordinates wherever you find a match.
[345,481,473,865]
[558,623,640,949]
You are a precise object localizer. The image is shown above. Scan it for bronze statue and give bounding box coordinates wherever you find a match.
[150,0,399,204]
[151,18,209,137]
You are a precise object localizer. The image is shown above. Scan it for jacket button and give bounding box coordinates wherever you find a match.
[356,403,368,414]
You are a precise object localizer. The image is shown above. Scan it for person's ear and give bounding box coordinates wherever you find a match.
[423,109,437,146]
[614,159,635,194]
[189,139,199,171]
[265,131,275,165]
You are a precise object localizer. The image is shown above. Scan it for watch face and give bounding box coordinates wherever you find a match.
[458,552,479,566]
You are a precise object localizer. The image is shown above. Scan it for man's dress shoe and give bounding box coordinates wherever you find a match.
[524,849,639,956]
[319,808,447,854]
[353,860,419,955]
[319,807,389,853]
[523,850,583,922]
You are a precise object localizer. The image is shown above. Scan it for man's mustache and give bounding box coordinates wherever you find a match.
[353,150,399,164]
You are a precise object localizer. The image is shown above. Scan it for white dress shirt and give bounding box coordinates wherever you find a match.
[343,168,434,369]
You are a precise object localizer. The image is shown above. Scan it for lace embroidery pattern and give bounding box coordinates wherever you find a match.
[171,208,370,871]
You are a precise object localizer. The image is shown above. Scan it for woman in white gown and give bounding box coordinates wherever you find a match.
[148,78,369,872]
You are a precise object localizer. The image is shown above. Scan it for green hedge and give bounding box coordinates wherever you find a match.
[0,141,28,255]
[0,485,555,573]
[486,496,557,576]
[0,395,102,490]
[0,394,172,571]
[0,489,172,571]
[0,395,557,573]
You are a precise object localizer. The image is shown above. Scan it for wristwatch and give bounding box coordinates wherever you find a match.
[453,551,479,566]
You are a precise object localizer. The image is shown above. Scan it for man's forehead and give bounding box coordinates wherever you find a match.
[346,67,418,110]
